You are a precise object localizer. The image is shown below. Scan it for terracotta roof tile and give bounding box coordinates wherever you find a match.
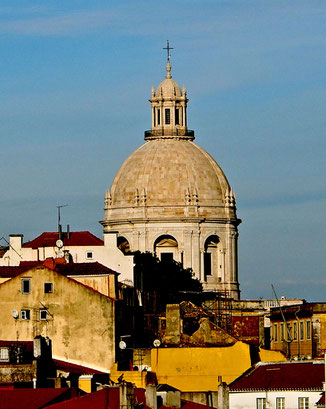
[0,388,78,409]
[229,361,324,391]
[0,262,118,279]
[53,359,108,375]
[23,232,104,249]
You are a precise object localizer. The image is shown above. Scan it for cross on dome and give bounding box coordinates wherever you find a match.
[163,40,173,61]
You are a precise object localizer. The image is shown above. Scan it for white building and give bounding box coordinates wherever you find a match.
[229,361,324,409]
[0,231,134,285]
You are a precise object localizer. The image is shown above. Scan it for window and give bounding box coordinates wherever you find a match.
[160,252,173,263]
[276,397,285,409]
[44,282,53,294]
[280,323,284,341]
[21,278,30,294]
[293,322,297,340]
[274,324,278,342]
[21,310,30,320]
[204,253,212,276]
[287,324,292,341]
[300,321,304,340]
[165,108,170,124]
[256,398,266,409]
[0,348,9,362]
[40,310,47,320]
[306,321,311,340]
[157,109,160,125]
[298,397,309,409]
[86,251,93,260]
[175,108,180,125]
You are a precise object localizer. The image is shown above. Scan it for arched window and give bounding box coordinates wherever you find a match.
[204,235,220,281]
[154,235,178,262]
[117,236,131,255]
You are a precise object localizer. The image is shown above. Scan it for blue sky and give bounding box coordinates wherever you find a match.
[1,0,326,301]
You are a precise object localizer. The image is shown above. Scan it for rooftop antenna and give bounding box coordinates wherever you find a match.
[57,205,68,241]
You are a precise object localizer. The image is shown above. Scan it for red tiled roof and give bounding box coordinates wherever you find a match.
[181,400,213,409]
[0,262,118,279]
[0,388,78,409]
[53,359,108,375]
[46,387,147,409]
[55,262,118,276]
[23,232,104,249]
[0,265,33,278]
[229,361,325,391]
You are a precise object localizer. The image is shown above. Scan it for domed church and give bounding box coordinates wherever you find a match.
[101,47,241,299]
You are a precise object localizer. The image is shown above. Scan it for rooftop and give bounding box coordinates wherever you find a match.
[23,231,104,249]
[0,261,118,279]
[229,361,325,392]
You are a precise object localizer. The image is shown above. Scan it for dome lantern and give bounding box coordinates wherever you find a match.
[145,42,194,141]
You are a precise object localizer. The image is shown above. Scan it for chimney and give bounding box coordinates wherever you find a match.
[9,234,23,251]
[165,304,182,344]
[146,385,157,409]
[218,377,229,409]
[104,231,118,248]
[67,224,70,239]
[120,382,134,409]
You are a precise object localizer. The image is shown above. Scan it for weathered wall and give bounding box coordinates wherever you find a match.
[0,267,115,372]
[151,342,252,391]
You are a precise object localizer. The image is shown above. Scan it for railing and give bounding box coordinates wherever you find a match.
[144,129,195,139]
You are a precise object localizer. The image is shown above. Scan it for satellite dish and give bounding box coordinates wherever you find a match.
[119,341,127,350]
[153,339,161,348]
[56,239,63,248]
[11,310,19,319]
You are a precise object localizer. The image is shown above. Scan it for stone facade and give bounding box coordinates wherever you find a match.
[0,266,115,372]
[101,57,241,298]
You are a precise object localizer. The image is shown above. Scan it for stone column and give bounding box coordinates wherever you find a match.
[192,231,201,281]
[183,230,193,270]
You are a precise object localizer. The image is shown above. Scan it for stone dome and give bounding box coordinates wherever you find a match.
[105,139,237,221]
[156,78,182,98]
[101,49,240,299]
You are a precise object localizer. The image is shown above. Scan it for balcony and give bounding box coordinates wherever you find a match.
[144,129,195,140]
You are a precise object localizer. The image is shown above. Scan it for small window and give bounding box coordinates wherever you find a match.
[287,324,292,341]
[280,323,284,341]
[160,252,173,263]
[165,108,170,125]
[256,398,266,409]
[40,310,47,320]
[21,278,30,294]
[175,108,180,125]
[293,322,297,340]
[298,397,309,409]
[204,252,212,276]
[300,321,304,340]
[21,310,30,320]
[276,397,285,409]
[0,347,9,362]
[157,109,160,125]
[86,251,93,260]
[274,324,278,342]
[306,321,311,340]
[44,283,53,294]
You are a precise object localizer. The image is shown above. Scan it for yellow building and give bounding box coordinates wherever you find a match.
[270,302,326,358]
[110,342,285,391]
[0,265,115,372]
